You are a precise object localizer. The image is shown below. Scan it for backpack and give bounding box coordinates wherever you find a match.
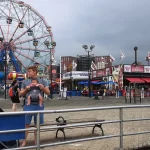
[24,78,45,104]
[29,86,41,105]
[8,87,16,97]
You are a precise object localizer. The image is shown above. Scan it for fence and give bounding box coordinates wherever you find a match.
[1,105,150,150]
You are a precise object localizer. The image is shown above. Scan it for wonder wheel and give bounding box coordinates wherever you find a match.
[0,0,56,74]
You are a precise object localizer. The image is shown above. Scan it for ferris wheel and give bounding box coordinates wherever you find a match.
[0,0,56,74]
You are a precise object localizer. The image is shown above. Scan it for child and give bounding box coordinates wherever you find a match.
[27,78,43,107]
[10,79,20,111]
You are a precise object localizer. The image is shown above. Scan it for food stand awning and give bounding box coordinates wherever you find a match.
[141,78,150,83]
[126,78,145,83]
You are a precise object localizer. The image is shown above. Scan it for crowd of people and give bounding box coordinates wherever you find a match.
[81,85,118,97]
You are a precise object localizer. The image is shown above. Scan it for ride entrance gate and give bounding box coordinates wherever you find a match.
[125,86,144,103]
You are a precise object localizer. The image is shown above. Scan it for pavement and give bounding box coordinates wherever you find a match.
[1,95,150,150]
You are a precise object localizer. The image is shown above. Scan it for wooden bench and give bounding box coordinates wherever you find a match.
[30,116,105,140]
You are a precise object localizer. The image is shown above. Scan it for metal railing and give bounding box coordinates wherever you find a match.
[0,105,150,150]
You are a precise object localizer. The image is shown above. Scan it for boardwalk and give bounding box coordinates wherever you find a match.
[0,95,150,150]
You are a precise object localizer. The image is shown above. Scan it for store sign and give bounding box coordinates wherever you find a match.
[131,65,144,73]
[92,71,96,78]
[97,70,105,76]
[144,66,150,73]
[62,71,88,80]
[52,69,56,74]
[124,65,131,72]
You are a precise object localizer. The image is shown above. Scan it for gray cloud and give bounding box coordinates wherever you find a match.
[24,0,150,65]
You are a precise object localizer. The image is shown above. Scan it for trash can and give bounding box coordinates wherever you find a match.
[67,91,71,96]
[90,91,93,97]
[119,90,122,96]
[77,91,81,96]
[72,90,76,96]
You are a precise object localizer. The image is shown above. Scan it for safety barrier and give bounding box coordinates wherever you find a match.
[1,105,150,149]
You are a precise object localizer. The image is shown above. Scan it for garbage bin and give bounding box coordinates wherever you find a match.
[119,90,122,96]
[72,90,76,96]
[90,91,93,97]
[67,91,71,96]
[77,91,81,96]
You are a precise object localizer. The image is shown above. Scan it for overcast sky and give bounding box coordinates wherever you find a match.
[24,0,150,65]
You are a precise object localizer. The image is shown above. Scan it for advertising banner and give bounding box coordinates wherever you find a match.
[97,70,105,77]
[105,68,112,76]
[118,65,123,89]
[92,71,97,78]
[144,66,150,73]
[63,71,88,80]
[131,65,144,73]
[124,65,131,72]
[112,65,121,82]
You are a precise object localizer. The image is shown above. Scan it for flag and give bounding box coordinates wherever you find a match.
[120,51,125,61]
[64,64,67,70]
[72,60,77,70]
[148,52,150,59]
[91,61,97,70]
[110,54,115,62]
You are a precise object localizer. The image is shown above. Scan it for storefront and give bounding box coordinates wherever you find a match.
[91,64,150,96]
[123,65,150,89]
[62,71,88,90]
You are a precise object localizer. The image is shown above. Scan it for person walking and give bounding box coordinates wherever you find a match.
[10,79,20,111]
[19,65,50,147]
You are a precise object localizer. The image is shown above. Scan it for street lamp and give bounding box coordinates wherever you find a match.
[82,44,95,97]
[44,40,56,99]
[133,46,138,65]
[3,42,8,99]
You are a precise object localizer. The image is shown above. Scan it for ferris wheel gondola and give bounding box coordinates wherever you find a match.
[0,0,56,75]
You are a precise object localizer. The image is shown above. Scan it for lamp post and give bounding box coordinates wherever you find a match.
[133,46,138,65]
[3,42,8,99]
[4,44,7,99]
[70,71,72,97]
[44,41,56,99]
[82,45,95,97]
[107,68,110,90]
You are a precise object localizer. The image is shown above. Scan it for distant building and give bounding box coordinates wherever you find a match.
[61,56,77,72]
[94,55,112,69]
[77,55,94,71]
[61,55,112,72]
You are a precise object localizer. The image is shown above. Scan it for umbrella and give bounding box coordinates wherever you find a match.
[98,81,108,84]
[78,81,88,85]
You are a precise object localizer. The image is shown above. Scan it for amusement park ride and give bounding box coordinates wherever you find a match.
[0,0,56,98]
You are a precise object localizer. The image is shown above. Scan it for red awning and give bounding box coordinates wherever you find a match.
[126,78,145,83]
[141,78,150,83]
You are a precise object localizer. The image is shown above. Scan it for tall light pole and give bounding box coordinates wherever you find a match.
[82,45,95,97]
[44,41,56,99]
[3,41,9,99]
[4,43,7,99]
[133,46,138,65]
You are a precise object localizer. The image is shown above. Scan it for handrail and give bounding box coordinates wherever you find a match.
[0,104,150,115]
[0,105,150,150]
